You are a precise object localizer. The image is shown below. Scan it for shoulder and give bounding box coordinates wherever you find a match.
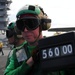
[8,50,14,58]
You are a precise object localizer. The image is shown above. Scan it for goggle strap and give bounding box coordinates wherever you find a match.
[41,19,51,23]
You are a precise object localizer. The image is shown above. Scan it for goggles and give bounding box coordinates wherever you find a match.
[6,29,14,38]
[16,17,41,31]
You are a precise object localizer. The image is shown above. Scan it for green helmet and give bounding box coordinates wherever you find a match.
[16,5,41,18]
[6,22,22,38]
[7,22,15,29]
[16,4,51,31]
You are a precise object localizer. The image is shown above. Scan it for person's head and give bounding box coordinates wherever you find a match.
[16,5,51,45]
[6,22,24,45]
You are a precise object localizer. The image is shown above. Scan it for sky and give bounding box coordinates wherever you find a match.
[8,0,75,36]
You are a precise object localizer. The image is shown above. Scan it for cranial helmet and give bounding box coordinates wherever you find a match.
[7,22,15,29]
[16,4,51,31]
[6,22,22,38]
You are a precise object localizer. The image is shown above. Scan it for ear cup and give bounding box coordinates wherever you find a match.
[42,22,51,30]
[41,15,51,30]
[38,6,51,30]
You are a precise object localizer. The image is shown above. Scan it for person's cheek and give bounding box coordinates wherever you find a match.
[33,27,40,38]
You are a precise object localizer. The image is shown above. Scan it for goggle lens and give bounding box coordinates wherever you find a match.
[16,18,40,31]
[6,30,14,38]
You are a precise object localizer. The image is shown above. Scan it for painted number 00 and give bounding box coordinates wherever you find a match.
[62,44,72,55]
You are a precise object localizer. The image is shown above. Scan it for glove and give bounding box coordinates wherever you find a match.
[31,46,40,62]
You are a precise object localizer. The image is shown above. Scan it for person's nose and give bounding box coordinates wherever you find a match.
[24,28,28,32]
